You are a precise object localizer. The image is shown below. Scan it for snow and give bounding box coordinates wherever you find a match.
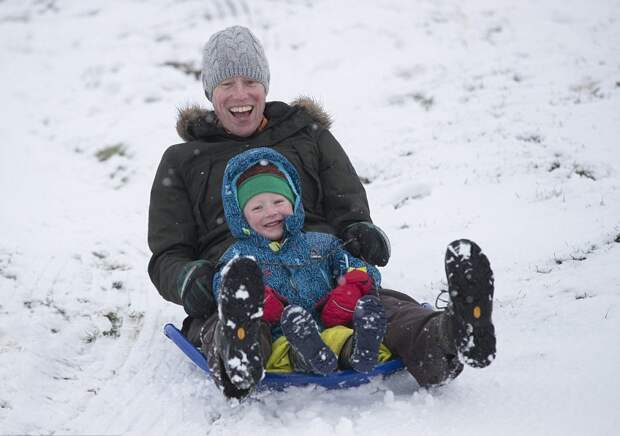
[235,285,250,301]
[446,240,472,261]
[1,0,619,435]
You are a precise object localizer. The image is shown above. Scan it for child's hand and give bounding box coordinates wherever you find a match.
[319,271,374,327]
[262,286,287,324]
[339,270,374,295]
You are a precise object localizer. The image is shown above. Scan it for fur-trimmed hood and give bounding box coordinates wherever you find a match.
[176,96,332,142]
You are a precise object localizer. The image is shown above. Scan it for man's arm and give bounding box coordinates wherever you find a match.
[315,129,372,234]
[147,146,199,305]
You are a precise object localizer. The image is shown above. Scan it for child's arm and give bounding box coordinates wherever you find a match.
[211,261,227,302]
[318,238,382,327]
[263,286,287,324]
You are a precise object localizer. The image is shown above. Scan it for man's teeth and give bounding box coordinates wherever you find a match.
[230,106,253,113]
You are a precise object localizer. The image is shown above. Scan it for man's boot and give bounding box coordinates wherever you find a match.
[281,305,338,375]
[215,256,265,395]
[444,239,496,368]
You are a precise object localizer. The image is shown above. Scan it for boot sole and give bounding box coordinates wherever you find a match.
[281,306,338,375]
[445,239,496,368]
[218,257,265,390]
[351,295,387,373]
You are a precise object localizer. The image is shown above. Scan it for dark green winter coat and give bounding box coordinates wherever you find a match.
[147,98,372,305]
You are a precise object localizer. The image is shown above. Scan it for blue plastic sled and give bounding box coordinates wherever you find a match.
[164,323,406,391]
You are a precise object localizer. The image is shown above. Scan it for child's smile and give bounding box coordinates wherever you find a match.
[243,192,293,241]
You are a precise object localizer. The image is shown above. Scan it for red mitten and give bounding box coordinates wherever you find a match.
[341,270,374,295]
[320,283,362,327]
[262,286,287,324]
[319,271,376,327]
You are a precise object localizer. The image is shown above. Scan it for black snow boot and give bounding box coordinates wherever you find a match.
[341,295,387,373]
[215,256,265,394]
[281,305,338,375]
[444,239,496,368]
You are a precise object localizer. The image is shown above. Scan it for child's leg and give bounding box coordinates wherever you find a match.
[338,295,387,373]
[280,305,338,375]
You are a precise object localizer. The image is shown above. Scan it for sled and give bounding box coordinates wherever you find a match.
[164,323,406,391]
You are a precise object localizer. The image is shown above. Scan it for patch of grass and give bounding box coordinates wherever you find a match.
[411,93,434,111]
[516,133,543,143]
[575,292,592,300]
[102,261,130,272]
[388,92,435,110]
[83,329,98,344]
[0,270,16,280]
[102,312,122,338]
[162,60,201,80]
[95,143,127,162]
[573,165,596,181]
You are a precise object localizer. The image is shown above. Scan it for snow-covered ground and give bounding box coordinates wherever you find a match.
[1,0,619,435]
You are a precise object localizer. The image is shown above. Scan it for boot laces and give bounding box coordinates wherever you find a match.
[435,289,450,310]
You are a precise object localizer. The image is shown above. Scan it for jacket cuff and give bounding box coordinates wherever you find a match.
[177,260,211,300]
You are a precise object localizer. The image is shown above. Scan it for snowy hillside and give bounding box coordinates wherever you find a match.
[1,0,619,435]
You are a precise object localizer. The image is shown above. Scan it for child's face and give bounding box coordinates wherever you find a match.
[243,192,293,240]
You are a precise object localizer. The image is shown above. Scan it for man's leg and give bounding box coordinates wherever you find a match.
[379,239,496,387]
[280,305,338,374]
[379,290,463,387]
[200,313,271,399]
[444,239,496,367]
[183,315,207,347]
[200,257,271,399]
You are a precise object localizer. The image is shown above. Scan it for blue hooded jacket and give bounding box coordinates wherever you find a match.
[212,147,380,328]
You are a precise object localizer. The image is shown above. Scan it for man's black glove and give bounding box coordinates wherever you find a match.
[178,260,216,318]
[341,222,391,266]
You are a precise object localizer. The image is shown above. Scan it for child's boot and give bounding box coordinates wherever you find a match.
[345,295,387,373]
[281,305,338,375]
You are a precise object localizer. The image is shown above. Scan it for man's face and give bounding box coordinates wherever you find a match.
[212,76,266,137]
[243,192,293,241]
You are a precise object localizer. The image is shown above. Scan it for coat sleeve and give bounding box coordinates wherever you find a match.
[211,267,222,301]
[315,129,372,235]
[147,146,199,305]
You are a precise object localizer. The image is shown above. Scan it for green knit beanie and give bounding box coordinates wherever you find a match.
[237,173,295,211]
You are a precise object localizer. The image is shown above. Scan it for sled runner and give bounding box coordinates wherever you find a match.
[164,323,406,390]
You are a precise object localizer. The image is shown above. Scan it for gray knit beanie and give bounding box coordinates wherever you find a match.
[201,26,270,101]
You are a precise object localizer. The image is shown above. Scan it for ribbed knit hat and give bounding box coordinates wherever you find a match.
[237,163,295,211]
[201,26,270,101]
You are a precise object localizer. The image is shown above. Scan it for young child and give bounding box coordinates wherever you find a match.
[212,147,388,380]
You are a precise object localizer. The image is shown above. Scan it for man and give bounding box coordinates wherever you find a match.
[148,26,496,398]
